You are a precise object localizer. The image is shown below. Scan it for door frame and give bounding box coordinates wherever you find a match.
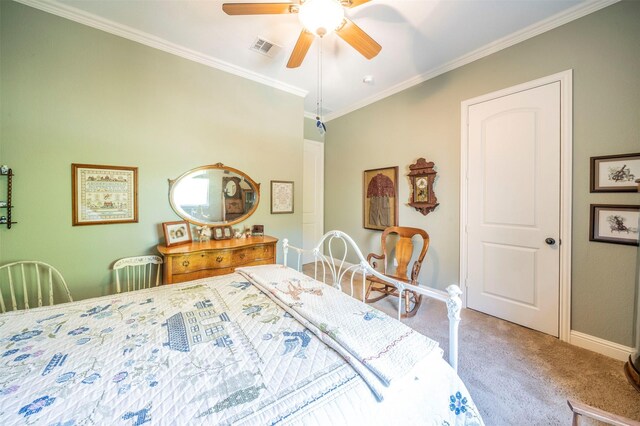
[460,70,573,342]
[303,139,325,264]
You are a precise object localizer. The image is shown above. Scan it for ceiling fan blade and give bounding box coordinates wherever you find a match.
[342,0,371,8]
[287,30,314,68]
[222,3,297,15]
[335,18,381,59]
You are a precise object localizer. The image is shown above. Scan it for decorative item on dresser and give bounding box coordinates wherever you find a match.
[162,220,193,247]
[408,158,438,215]
[252,224,264,236]
[157,235,277,284]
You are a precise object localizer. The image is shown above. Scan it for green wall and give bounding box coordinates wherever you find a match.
[325,1,640,346]
[0,1,304,300]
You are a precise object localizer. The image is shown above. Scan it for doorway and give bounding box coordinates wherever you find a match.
[303,139,324,264]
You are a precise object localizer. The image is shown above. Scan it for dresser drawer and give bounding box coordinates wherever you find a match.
[232,244,274,264]
[171,250,233,274]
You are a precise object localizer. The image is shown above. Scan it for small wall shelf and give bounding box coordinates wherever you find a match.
[0,167,17,229]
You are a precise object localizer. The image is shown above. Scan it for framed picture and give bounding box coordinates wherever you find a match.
[589,204,639,246]
[363,166,398,230]
[72,164,138,226]
[251,224,264,236]
[271,181,294,214]
[162,221,192,247]
[223,226,233,239]
[590,153,640,192]
[212,226,225,240]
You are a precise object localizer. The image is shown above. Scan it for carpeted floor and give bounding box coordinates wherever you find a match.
[302,265,640,425]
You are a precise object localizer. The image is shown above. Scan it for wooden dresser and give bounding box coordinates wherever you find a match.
[157,236,278,284]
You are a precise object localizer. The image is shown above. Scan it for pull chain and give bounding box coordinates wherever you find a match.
[316,37,326,135]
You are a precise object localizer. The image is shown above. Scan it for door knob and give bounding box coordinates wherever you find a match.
[545,238,556,245]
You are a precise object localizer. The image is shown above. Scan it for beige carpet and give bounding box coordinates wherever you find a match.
[302,266,640,425]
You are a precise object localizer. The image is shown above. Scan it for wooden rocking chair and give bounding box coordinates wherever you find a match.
[365,226,430,318]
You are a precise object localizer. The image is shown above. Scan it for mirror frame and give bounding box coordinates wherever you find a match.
[168,163,260,227]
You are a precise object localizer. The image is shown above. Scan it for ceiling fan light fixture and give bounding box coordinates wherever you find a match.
[298,0,344,37]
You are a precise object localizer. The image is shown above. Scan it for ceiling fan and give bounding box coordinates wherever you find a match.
[222,0,381,68]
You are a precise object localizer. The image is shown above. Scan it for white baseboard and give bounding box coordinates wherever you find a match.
[569,331,634,362]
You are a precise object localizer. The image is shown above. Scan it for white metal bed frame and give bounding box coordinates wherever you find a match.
[282,230,463,372]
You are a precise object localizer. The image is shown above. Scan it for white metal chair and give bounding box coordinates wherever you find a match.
[113,255,163,293]
[0,261,73,313]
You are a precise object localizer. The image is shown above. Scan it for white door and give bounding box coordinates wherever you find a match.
[303,139,324,264]
[465,82,561,336]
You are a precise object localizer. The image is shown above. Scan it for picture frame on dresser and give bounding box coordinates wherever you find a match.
[212,226,224,240]
[223,226,233,239]
[590,153,640,192]
[212,226,233,240]
[162,221,192,247]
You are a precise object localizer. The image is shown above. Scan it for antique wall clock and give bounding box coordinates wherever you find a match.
[408,158,438,215]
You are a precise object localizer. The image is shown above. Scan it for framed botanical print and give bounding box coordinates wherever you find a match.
[589,204,639,246]
[363,166,398,230]
[271,181,294,214]
[590,153,640,192]
[72,164,138,226]
[162,221,192,247]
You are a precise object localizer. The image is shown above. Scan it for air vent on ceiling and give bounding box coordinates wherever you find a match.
[250,37,281,58]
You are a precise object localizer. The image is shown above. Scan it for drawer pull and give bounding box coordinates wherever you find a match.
[239,253,246,259]
[182,260,190,267]
[216,256,224,263]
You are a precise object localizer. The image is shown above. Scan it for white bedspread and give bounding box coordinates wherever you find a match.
[0,271,483,425]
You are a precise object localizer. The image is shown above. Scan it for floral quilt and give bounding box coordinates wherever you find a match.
[0,271,483,425]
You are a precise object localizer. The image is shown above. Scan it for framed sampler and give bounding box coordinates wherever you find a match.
[72,164,138,226]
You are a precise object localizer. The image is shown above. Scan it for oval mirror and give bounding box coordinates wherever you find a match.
[169,163,260,226]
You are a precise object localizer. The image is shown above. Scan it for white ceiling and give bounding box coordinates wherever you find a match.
[20,0,615,119]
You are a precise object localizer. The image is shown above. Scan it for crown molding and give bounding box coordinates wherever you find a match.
[322,0,619,121]
[14,0,308,98]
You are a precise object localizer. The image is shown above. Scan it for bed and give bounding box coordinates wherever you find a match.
[0,231,483,425]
